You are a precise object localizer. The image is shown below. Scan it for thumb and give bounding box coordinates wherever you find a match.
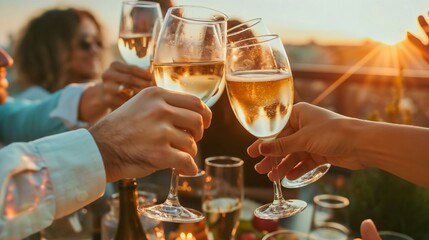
[360,219,381,240]
[259,132,307,157]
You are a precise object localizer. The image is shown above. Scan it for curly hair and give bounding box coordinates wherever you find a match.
[13,7,105,92]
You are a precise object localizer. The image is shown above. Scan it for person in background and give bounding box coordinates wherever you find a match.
[13,7,106,97]
[407,12,429,64]
[0,43,212,239]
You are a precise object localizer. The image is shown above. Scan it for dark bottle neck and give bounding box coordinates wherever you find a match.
[115,178,148,240]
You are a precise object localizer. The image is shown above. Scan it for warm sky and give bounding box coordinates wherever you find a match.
[0,0,429,46]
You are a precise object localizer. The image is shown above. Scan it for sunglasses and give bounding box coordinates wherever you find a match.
[78,37,103,51]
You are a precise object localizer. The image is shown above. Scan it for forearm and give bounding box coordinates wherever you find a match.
[0,129,106,239]
[0,94,68,144]
[354,119,429,188]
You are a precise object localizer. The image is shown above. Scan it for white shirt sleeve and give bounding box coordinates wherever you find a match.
[0,129,106,239]
[50,83,97,130]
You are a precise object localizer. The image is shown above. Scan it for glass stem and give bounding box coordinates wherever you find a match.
[164,168,181,207]
[272,158,285,206]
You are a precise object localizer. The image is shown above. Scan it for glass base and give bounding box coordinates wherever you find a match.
[140,203,204,223]
[254,199,307,219]
[281,163,331,188]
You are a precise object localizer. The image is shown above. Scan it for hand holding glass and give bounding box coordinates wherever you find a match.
[226,34,306,219]
[141,5,228,223]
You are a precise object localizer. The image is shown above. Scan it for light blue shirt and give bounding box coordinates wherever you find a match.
[0,84,86,144]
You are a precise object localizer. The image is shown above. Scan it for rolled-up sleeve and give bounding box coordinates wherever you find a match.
[0,129,106,240]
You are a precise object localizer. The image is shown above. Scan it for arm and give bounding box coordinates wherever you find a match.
[0,129,105,239]
[248,102,429,188]
[0,86,212,239]
[0,60,154,143]
[0,92,69,144]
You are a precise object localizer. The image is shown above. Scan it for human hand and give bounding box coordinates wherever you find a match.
[101,60,154,109]
[247,102,366,182]
[0,48,12,104]
[407,13,429,64]
[0,75,8,104]
[354,219,381,240]
[89,86,212,182]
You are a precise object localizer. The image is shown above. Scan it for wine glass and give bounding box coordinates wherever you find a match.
[310,194,350,240]
[118,0,163,69]
[262,230,316,240]
[227,19,331,189]
[203,156,244,240]
[227,18,270,43]
[141,5,228,223]
[226,34,307,219]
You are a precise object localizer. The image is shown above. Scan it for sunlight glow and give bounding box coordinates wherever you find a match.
[370,32,406,46]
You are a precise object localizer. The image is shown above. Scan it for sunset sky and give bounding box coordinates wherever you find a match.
[0,0,428,46]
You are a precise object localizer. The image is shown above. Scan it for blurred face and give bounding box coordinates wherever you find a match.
[0,48,12,103]
[68,17,103,82]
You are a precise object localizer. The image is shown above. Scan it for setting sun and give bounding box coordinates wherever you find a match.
[370,31,407,46]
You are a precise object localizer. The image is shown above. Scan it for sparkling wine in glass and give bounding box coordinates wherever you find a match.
[141,5,228,223]
[226,34,307,219]
[203,156,244,240]
[227,19,331,189]
[118,1,163,69]
[152,5,227,108]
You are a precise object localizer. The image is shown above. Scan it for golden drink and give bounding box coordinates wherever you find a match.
[226,70,294,140]
[118,33,153,68]
[203,198,241,240]
[153,61,224,103]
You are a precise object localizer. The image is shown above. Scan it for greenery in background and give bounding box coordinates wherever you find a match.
[342,66,429,239]
[342,169,429,239]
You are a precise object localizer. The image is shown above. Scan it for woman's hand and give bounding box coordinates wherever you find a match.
[79,61,155,124]
[407,13,429,64]
[247,102,364,182]
[101,61,154,109]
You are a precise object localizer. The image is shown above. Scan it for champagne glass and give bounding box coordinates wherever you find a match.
[151,5,227,107]
[118,0,163,69]
[141,5,228,223]
[227,19,331,189]
[310,194,350,240]
[262,230,316,240]
[227,18,270,43]
[203,156,244,240]
[226,34,307,219]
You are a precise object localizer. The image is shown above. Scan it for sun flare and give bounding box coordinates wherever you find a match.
[369,31,406,46]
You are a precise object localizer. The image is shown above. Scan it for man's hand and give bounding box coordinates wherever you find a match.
[89,87,212,182]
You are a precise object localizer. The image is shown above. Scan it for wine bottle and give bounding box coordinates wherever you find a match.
[114,178,148,240]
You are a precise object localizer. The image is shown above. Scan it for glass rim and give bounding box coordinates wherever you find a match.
[378,231,415,240]
[122,0,161,7]
[227,34,279,49]
[313,194,350,209]
[205,156,244,167]
[179,169,206,178]
[168,5,228,24]
[227,17,263,35]
[262,229,316,240]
